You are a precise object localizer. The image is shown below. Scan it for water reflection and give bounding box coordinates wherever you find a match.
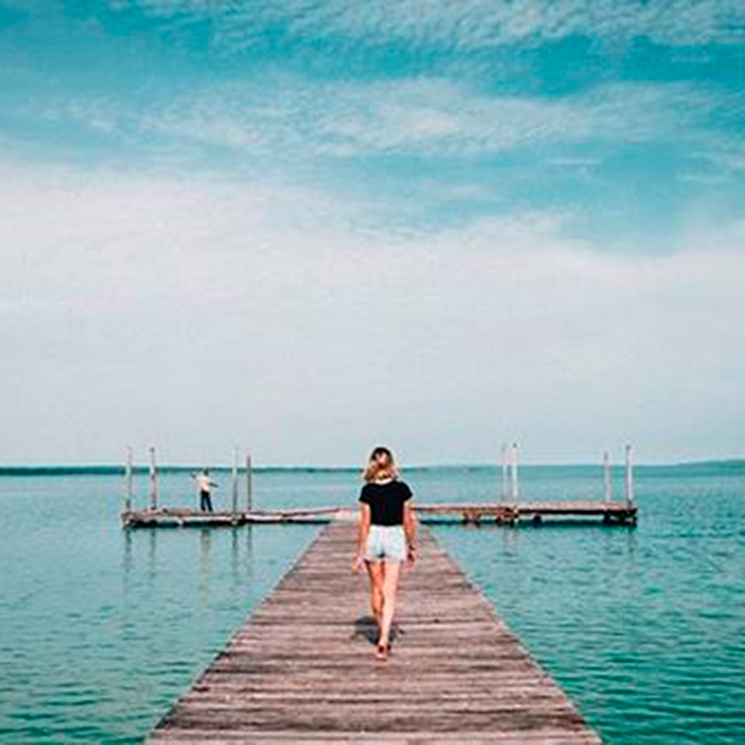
[499,523,522,556]
[121,523,264,612]
[230,528,239,581]
[122,526,256,575]
[148,529,157,585]
[198,528,212,563]
[122,529,133,574]
[122,530,134,602]
[198,529,212,605]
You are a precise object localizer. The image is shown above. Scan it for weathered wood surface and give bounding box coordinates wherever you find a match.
[123,501,636,529]
[418,502,637,525]
[419,502,633,515]
[121,507,354,528]
[149,522,601,744]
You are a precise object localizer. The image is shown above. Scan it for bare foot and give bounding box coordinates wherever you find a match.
[375,643,389,662]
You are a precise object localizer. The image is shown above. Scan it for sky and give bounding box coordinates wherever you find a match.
[1,1,744,466]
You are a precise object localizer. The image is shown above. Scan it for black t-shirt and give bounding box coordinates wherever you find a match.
[359,480,413,526]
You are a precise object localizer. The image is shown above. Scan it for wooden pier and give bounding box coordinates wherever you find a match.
[417,501,637,525]
[122,445,637,529]
[123,500,636,528]
[149,521,601,744]
[121,506,353,528]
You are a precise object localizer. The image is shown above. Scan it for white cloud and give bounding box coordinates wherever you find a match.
[95,0,745,51]
[1,160,743,464]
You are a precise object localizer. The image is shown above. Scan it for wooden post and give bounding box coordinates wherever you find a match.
[510,442,519,502]
[245,451,253,513]
[603,450,613,502]
[624,443,635,505]
[500,444,508,503]
[231,447,239,515]
[149,446,159,510]
[124,445,134,513]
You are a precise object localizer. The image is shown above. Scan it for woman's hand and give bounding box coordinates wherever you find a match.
[351,554,365,573]
[406,545,416,570]
[403,502,417,571]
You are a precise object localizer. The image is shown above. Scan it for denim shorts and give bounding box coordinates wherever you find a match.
[365,525,407,563]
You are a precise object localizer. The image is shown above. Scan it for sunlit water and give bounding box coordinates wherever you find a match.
[0,465,743,743]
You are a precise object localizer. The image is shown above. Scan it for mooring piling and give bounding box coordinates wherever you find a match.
[231,447,239,515]
[624,443,635,505]
[124,445,134,513]
[603,450,613,502]
[500,443,509,502]
[148,446,159,510]
[510,441,519,501]
[245,451,253,512]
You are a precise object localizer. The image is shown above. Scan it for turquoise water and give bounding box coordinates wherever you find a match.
[0,465,743,743]
[430,467,745,745]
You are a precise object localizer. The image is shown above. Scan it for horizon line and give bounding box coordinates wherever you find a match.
[1,458,743,474]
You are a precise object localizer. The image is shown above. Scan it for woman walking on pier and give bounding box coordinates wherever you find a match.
[352,446,417,662]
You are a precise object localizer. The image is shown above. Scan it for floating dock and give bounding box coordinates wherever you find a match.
[149,521,601,743]
[123,500,636,528]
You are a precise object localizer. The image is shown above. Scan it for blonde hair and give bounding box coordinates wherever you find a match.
[363,446,399,483]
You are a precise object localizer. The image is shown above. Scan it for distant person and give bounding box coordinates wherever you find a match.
[191,469,218,513]
[352,446,417,662]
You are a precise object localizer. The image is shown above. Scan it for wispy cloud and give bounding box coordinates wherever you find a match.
[312,79,717,156]
[14,76,728,161]
[7,72,742,254]
[93,0,745,53]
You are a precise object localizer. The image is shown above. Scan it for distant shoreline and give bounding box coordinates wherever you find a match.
[0,460,743,476]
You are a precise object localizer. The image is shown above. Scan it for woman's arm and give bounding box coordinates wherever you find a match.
[352,503,371,572]
[403,501,417,565]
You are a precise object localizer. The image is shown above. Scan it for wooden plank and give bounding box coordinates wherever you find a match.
[149,523,601,743]
[150,734,601,744]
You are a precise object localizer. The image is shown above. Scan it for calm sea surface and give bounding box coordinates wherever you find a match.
[0,465,743,743]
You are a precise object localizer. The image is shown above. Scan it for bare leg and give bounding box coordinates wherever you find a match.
[365,561,384,629]
[378,560,401,653]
